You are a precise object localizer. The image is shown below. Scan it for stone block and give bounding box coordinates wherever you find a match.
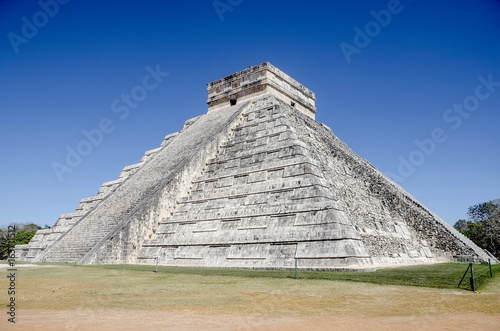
[227,244,270,259]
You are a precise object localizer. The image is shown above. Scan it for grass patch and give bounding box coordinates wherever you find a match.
[83,262,500,290]
[6,262,499,317]
[2,261,499,329]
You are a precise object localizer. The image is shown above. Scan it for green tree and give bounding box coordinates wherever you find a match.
[454,219,468,232]
[0,223,41,259]
[454,199,500,259]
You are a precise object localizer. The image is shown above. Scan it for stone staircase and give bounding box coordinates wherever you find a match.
[17,131,183,262]
[32,104,246,264]
[138,96,372,268]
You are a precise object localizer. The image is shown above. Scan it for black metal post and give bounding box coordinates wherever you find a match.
[489,259,492,277]
[458,263,471,288]
[470,264,475,292]
[295,258,297,279]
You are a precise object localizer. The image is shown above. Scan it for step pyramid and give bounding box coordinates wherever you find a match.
[16,62,496,268]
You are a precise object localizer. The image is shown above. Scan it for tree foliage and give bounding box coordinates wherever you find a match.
[0,223,41,260]
[454,199,500,259]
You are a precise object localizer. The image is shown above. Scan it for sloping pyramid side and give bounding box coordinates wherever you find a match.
[134,94,372,268]
[80,96,370,266]
[77,100,254,265]
[283,101,493,264]
[15,138,173,261]
[82,94,493,268]
[21,92,494,267]
[31,100,249,264]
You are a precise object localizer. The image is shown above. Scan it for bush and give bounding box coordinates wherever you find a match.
[454,199,500,259]
[0,223,40,259]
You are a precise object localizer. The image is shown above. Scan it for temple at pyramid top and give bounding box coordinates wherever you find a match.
[207,62,317,119]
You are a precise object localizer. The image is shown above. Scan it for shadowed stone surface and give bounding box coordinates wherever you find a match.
[16,63,496,268]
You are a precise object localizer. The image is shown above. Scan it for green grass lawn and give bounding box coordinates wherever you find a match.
[1,261,499,329]
[80,262,499,291]
[2,261,498,320]
[3,261,498,291]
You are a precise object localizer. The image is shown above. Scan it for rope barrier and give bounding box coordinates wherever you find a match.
[457,261,495,291]
[473,266,491,277]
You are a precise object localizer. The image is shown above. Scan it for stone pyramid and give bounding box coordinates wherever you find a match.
[16,63,495,269]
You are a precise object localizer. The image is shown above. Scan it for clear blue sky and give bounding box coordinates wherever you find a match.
[1,0,499,229]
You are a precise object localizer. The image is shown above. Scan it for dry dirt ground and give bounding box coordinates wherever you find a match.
[1,264,499,330]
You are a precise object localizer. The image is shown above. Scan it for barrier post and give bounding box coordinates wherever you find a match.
[470,264,475,292]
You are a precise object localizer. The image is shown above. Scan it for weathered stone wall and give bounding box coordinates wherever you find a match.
[17,138,170,262]
[31,101,245,264]
[284,101,490,263]
[207,62,316,119]
[83,102,251,264]
[135,95,371,268]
